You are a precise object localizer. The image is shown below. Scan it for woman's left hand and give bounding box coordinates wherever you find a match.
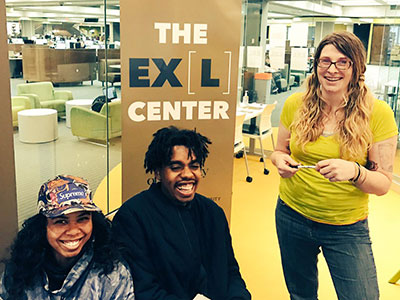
[315,159,356,182]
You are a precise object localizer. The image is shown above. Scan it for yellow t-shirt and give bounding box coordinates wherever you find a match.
[279,92,398,225]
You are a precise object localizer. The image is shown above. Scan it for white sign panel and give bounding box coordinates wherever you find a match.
[246,46,262,68]
[270,46,285,69]
[269,24,286,47]
[6,22,20,36]
[290,47,308,71]
[289,23,308,47]
[239,46,244,69]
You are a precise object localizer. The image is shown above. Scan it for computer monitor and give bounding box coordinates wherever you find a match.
[102,86,117,100]
[35,39,48,45]
[11,38,24,44]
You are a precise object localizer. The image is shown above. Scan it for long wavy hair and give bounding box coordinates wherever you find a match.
[2,211,120,300]
[292,31,373,160]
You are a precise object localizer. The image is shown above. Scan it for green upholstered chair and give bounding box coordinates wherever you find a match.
[70,100,121,141]
[290,70,306,86]
[16,82,73,117]
[11,96,31,127]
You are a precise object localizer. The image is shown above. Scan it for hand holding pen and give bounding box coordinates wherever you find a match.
[290,160,356,182]
[271,152,300,178]
[291,165,316,169]
[316,159,357,182]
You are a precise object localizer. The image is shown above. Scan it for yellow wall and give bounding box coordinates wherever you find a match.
[334,24,346,32]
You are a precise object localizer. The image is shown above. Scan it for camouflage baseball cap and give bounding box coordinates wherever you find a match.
[38,175,101,218]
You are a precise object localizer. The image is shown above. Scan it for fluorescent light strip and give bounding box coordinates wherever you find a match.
[332,0,400,5]
[331,0,382,6]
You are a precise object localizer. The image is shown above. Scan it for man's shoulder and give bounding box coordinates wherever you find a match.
[118,188,153,212]
[193,194,229,230]
[194,193,225,214]
[195,193,216,204]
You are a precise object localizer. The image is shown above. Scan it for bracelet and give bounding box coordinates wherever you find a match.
[350,162,361,183]
[356,166,367,185]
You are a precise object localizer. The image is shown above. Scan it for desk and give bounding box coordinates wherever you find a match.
[237,103,266,153]
[237,103,265,120]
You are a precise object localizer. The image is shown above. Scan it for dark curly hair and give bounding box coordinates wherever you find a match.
[1,211,120,300]
[144,126,212,174]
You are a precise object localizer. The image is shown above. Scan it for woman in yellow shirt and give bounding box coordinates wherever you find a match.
[271,31,398,300]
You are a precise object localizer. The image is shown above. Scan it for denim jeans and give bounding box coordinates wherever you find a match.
[275,197,379,300]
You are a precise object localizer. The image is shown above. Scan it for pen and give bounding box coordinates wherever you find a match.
[291,165,316,169]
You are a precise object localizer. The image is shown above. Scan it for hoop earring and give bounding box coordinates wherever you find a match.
[147,177,157,185]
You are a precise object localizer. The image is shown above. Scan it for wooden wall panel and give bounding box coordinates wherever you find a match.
[370,25,390,65]
[97,49,120,60]
[22,48,97,83]
[0,0,18,270]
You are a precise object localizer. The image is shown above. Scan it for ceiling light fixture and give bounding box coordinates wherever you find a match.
[385,1,400,5]
[359,18,374,23]
[331,0,381,6]
[336,17,352,23]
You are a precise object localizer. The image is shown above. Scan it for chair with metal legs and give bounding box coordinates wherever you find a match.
[234,113,252,183]
[242,101,277,175]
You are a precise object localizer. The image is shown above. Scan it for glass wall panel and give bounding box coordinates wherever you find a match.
[367,23,400,181]
[239,0,400,182]
[239,0,263,104]
[6,0,121,225]
[238,1,400,299]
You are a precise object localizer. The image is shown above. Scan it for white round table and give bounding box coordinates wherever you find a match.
[65,99,93,128]
[18,109,58,143]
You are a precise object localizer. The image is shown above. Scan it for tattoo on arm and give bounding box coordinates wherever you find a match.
[368,143,395,173]
[365,160,378,171]
[378,143,394,172]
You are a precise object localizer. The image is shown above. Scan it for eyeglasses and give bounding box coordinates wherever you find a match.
[317,58,352,70]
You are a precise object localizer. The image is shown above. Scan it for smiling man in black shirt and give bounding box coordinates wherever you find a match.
[112,126,251,300]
